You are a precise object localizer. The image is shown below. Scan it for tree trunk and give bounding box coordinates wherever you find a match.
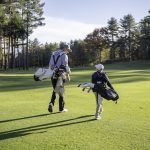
[3,37,7,70]
[10,37,14,69]
[0,36,2,69]
[22,39,25,70]
[17,47,20,70]
[26,35,29,70]
[7,36,11,69]
[13,38,16,68]
[129,30,132,61]
[26,6,29,70]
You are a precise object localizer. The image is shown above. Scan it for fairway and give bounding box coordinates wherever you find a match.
[0,61,150,150]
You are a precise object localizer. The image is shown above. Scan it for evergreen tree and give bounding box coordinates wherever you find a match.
[70,40,88,66]
[107,17,119,61]
[20,0,45,69]
[84,28,108,63]
[139,10,150,59]
[120,14,137,60]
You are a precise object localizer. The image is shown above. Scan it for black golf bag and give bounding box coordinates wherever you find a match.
[52,65,67,82]
[95,83,119,101]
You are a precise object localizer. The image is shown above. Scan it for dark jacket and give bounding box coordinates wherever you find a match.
[92,71,114,92]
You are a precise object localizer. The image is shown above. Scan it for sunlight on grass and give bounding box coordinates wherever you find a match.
[0,61,150,150]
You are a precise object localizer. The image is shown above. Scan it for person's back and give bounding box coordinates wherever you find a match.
[49,49,68,70]
[48,44,71,113]
[92,72,108,88]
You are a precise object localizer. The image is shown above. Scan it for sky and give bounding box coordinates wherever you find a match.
[29,0,150,44]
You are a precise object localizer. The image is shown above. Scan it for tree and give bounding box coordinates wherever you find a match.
[107,17,119,61]
[120,14,137,60]
[70,40,88,66]
[20,0,45,69]
[139,10,150,59]
[84,28,108,64]
[0,5,5,68]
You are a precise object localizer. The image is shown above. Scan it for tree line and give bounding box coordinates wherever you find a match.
[0,0,45,70]
[69,11,150,66]
[0,1,150,69]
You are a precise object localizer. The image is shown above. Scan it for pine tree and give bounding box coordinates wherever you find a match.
[107,17,119,61]
[120,14,137,61]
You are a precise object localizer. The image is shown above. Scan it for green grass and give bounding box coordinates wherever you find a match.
[0,61,150,150]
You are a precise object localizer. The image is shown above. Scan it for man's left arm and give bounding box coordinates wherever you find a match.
[62,54,71,73]
[61,54,71,81]
[104,73,114,90]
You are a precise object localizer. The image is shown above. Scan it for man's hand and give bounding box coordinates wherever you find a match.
[67,74,70,81]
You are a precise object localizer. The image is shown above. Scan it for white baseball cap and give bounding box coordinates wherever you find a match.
[95,64,104,71]
[64,44,72,52]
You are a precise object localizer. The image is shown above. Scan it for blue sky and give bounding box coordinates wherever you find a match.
[30,0,150,43]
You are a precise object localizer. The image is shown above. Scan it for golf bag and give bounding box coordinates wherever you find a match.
[95,83,119,101]
[78,82,119,102]
[34,68,54,81]
[52,65,68,96]
[52,65,67,78]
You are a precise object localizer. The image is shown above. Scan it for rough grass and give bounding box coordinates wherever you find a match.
[0,61,150,150]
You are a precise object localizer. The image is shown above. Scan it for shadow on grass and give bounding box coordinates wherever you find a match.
[0,115,95,140]
[0,113,60,123]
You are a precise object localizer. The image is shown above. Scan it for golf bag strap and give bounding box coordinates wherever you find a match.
[53,53,65,67]
[53,55,60,65]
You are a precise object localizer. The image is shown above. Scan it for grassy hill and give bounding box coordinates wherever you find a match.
[0,61,150,150]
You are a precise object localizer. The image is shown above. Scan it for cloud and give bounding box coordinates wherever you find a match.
[29,15,103,43]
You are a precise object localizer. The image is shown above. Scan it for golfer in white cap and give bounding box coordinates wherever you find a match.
[91,64,114,120]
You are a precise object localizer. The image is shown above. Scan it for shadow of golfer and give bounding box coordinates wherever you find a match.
[0,115,95,140]
[0,112,61,123]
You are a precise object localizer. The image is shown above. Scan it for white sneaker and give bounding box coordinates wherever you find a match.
[96,115,101,120]
[95,113,101,120]
[60,108,68,113]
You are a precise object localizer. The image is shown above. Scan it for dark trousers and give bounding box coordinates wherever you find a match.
[49,78,64,111]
